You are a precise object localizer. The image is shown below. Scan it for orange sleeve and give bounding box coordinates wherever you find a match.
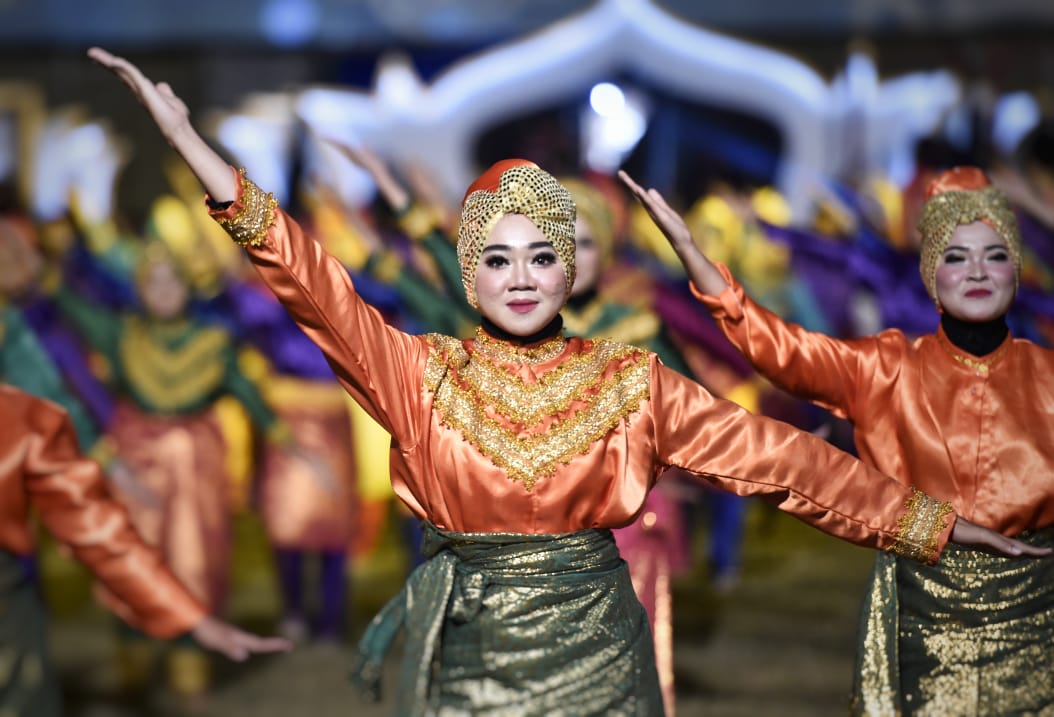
[650,362,954,564]
[691,263,894,420]
[207,167,427,448]
[23,399,206,638]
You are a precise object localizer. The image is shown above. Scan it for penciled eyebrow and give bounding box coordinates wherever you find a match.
[481,242,555,254]
[943,244,1009,253]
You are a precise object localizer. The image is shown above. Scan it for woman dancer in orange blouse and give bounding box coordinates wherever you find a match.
[89,48,1046,716]
[622,165,1054,715]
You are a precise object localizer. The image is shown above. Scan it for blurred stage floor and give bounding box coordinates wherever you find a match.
[47,504,875,716]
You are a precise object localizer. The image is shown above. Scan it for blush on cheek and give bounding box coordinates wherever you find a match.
[987,263,1017,282]
[934,265,964,293]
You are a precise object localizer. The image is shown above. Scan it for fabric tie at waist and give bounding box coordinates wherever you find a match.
[350,521,650,714]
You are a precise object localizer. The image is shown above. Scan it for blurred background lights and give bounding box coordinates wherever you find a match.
[992,91,1041,156]
[259,0,320,48]
[589,82,626,118]
[583,83,649,173]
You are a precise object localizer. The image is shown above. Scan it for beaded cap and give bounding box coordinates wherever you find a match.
[457,160,576,308]
[917,166,1021,302]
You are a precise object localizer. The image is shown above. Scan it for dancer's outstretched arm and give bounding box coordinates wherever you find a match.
[88,47,236,202]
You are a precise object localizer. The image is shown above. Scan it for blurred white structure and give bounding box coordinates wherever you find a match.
[217,0,969,218]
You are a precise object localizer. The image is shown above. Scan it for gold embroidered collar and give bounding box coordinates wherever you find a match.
[472,327,567,365]
[936,329,1011,377]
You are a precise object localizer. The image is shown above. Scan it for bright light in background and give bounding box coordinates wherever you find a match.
[589,82,625,117]
[582,83,649,174]
[259,0,320,48]
[992,91,1041,157]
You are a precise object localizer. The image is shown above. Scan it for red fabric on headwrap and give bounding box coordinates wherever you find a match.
[925,166,991,199]
[461,159,539,204]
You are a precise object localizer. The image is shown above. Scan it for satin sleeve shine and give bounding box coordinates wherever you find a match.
[208,168,428,447]
[650,364,954,563]
[692,263,895,420]
[22,395,206,638]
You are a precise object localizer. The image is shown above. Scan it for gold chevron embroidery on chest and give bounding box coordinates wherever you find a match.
[424,334,651,490]
[120,317,229,411]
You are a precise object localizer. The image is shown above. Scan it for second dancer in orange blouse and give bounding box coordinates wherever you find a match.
[621,165,1054,715]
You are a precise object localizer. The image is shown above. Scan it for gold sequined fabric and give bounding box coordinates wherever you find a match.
[214,169,278,248]
[424,332,651,490]
[851,529,1054,716]
[457,164,576,308]
[351,522,663,716]
[0,549,62,717]
[917,186,1022,301]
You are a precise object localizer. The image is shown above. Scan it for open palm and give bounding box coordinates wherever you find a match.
[88,47,191,139]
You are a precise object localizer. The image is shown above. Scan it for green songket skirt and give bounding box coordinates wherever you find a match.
[851,529,1054,716]
[352,522,663,716]
[0,549,62,717]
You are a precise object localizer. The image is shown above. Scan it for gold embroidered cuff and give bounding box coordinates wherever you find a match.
[214,168,278,248]
[887,489,953,564]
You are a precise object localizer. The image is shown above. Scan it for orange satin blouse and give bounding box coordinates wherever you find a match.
[0,384,206,638]
[209,170,956,563]
[697,263,1054,535]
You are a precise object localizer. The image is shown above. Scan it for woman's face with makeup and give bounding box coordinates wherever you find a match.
[474,213,567,336]
[934,221,1016,322]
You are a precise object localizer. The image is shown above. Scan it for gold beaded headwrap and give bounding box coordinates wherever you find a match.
[917,166,1021,303]
[559,176,615,264]
[457,159,576,308]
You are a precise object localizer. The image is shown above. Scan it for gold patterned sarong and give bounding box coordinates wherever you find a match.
[851,529,1054,716]
[351,522,664,716]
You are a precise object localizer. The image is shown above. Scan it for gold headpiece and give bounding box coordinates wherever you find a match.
[457,160,576,308]
[917,167,1021,302]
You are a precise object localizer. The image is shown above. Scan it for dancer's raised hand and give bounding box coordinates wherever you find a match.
[618,169,728,295]
[88,47,236,201]
[87,47,191,140]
